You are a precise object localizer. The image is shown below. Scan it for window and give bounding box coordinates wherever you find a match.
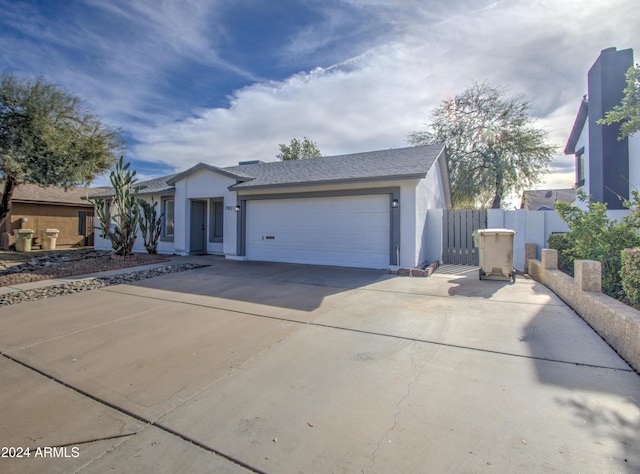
[575,147,585,187]
[162,198,175,241]
[78,211,86,235]
[209,198,224,242]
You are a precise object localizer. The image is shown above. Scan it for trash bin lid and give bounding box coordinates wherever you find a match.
[476,228,516,235]
[17,229,34,235]
[44,229,60,233]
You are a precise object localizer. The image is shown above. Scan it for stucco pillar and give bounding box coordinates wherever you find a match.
[541,248,558,270]
[525,243,537,272]
[574,260,602,292]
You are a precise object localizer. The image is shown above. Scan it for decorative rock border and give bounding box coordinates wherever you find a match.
[0,263,207,306]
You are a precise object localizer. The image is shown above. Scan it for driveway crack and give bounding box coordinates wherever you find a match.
[368,340,421,473]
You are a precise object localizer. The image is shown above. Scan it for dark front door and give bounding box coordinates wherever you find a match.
[190,200,206,254]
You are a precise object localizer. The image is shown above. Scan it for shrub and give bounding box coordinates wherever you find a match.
[547,233,573,275]
[621,248,640,306]
[555,190,640,298]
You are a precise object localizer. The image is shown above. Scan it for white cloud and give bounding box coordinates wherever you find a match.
[132,0,640,193]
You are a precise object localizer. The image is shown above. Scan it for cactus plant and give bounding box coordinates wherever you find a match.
[90,157,144,257]
[139,198,163,254]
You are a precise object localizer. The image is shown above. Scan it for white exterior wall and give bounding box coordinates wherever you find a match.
[416,161,448,266]
[93,194,175,255]
[172,169,238,256]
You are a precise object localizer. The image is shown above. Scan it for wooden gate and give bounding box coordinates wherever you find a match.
[442,210,487,265]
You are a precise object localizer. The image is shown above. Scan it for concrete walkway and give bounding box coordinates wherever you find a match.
[0,257,638,473]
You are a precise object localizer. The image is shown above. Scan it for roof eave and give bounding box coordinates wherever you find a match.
[564,98,588,155]
[228,173,428,192]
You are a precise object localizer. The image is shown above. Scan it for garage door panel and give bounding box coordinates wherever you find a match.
[246,195,390,269]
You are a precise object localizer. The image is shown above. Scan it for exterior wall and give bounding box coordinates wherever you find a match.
[172,169,238,256]
[93,195,175,254]
[7,202,93,247]
[416,160,448,266]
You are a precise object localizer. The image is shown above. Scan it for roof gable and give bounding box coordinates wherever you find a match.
[166,162,251,185]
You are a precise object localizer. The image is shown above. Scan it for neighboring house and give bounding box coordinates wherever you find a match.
[0,183,100,249]
[565,46,640,210]
[92,145,452,269]
[520,189,576,211]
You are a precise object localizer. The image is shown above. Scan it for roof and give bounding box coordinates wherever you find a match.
[521,188,576,211]
[226,145,445,190]
[88,174,178,198]
[166,163,250,185]
[3,183,103,206]
[564,97,588,155]
[88,144,447,198]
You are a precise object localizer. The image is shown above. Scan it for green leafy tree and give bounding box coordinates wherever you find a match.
[0,73,122,227]
[139,197,163,254]
[597,64,640,140]
[91,157,144,257]
[276,137,322,161]
[409,82,556,209]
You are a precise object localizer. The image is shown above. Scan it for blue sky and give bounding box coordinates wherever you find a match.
[1,0,639,195]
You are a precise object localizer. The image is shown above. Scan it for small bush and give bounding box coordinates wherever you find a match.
[621,248,640,306]
[555,190,640,298]
[547,233,573,276]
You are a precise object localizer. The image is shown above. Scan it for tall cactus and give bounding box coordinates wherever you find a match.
[139,197,163,254]
[90,157,144,257]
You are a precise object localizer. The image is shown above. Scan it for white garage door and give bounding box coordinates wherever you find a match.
[246,195,390,269]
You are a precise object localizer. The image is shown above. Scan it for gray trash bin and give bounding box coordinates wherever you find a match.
[473,228,516,282]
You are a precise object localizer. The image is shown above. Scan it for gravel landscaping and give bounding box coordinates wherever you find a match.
[0,263,206,306]
[0,249,207,306]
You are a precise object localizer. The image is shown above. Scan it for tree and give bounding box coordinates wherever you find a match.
[597,64,640,140]
[276,137,322,161]
[409,83,556,209]
[0,72,122,228]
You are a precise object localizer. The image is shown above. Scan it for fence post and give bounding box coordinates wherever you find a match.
[574,260,602,292]
[541,248,558,270]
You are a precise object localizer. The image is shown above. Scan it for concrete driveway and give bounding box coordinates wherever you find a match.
[0,258,638,473]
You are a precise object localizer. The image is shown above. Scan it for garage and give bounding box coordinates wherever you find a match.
[246,194,390,269]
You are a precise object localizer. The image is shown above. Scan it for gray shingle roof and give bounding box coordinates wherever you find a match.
[86,145,445,198]
[226,144,445,190]
[87,174,177,198]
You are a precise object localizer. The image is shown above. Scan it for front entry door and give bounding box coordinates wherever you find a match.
[190,200,206,254]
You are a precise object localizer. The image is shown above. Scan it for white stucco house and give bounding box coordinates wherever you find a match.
[92,144,452,269]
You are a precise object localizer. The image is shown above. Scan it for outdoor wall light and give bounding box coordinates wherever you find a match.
[234,205,241,212]
[391,199,399,208]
